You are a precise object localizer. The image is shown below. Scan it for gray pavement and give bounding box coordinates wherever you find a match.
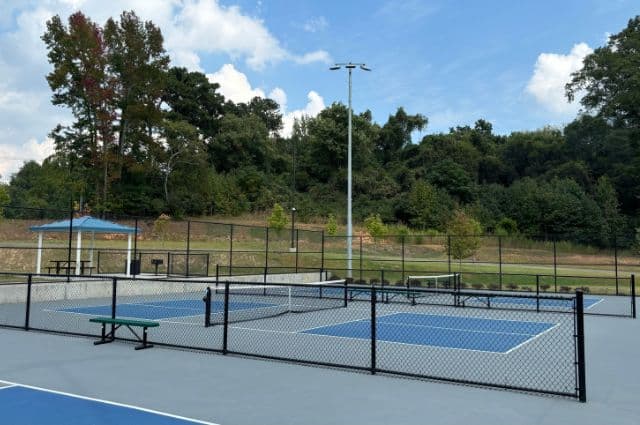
[0,311,639,425]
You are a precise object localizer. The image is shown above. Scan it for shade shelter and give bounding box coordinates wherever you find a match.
[30,216,140,276]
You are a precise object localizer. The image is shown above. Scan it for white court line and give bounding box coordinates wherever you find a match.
[503,323,561,355]
[585,298,604,310]
[0,380,220,425]
[0,383,17,391]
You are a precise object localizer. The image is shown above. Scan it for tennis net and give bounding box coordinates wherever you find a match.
[204,280,347,326]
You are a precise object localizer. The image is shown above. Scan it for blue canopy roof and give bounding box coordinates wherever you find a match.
[30,216,140,234]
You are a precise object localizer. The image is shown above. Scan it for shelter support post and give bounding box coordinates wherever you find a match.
[126,234,132,276]
[36,232,43,274]
[75,231,82,275]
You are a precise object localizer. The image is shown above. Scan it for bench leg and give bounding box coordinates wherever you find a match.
[134,326,153,350]
[94,323,115,345]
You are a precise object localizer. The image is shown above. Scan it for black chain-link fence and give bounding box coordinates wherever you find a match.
[0,272,586,401]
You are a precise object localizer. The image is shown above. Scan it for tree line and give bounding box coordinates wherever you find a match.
[2,11,640,248]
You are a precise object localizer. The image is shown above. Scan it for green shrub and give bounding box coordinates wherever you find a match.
[559,286,571,293]
[267,203,288,230]
[326,214,338,236]
[495,217,518,236]
[506,283,518,290]
[540,284,551,292]
[471,283,484,290]
[364,213,387,238]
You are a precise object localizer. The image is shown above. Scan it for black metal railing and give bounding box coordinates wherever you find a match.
[0,272,589,401]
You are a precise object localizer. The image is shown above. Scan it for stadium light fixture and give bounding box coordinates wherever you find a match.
[329,62,371,278]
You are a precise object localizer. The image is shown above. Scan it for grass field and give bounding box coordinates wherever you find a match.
[0,216,637,295]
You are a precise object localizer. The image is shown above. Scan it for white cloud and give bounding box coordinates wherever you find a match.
[292,50,332,65]
[207,64,265,103]
[166,0,330,71]
[302,16,328,33]
[526,42,593,115]
[280,91,325,138]
[207,64,325,137]
[0,137,55,181]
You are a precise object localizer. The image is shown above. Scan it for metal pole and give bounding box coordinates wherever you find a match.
[631,274,636,319]
[229,224,233,276]
[401,235,405,284]
[536,275,540,313]
[347,66,353,279]
[498,236,503,290]
[66,201,74,283]
[370,285,377,375]
[24,274,32,330]
[186,220,191,277]
[133,217,138,277]
[295,229,299,273]
[359,235,363,282]
[320,231,325,273]
[447,235,452,274]
[614,237,619,295]
[265,227,269,274]
[290,208,296,249]
[553,239,557,292]
[223,282,229,354]
[576,290,586,402]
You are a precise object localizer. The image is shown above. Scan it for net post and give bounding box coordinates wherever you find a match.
[24,274,32,330]
[370,285,377,375]
[575,289,586,402]
[344,278,352,307]
[203,287,212,327]
[631,274,636,319]
[536,275,540,313]
[223,282,230,354]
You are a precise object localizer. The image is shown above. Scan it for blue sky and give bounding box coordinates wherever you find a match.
[0,0,637,180]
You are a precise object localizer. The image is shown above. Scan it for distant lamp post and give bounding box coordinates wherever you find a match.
[329,62,371,278]
[290,207,297,252]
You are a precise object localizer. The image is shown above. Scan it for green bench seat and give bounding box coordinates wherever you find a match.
[90,317,160,350]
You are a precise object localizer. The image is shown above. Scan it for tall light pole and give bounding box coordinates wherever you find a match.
[330,62,371,278]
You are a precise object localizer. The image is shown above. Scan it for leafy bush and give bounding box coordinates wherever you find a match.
[488,283,500,290]
[364,213,388,238]
[540,284,551,292]
[326,214,338,236]
[559,286,571,293]
[471,283,484,290]
[506,283,518,290]
[445,211,483,267]
[495,217,518,236]
[267,203,288,230]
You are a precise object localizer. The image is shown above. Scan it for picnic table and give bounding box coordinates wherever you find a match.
[47,260,94,275]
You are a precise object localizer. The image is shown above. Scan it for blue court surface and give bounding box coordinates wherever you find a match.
[0,382,217,425]
[60,299,275,320]
[302,312,557,353]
